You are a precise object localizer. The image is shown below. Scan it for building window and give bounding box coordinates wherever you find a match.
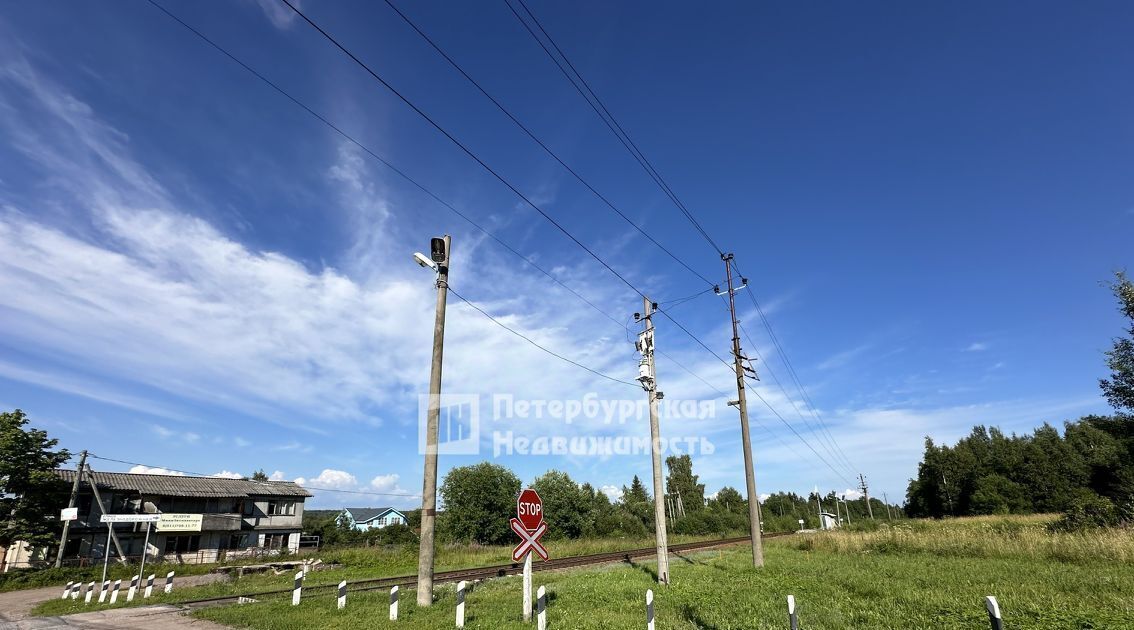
[164,535,200,554]
[267,501,295,516]
[263,533,289,550]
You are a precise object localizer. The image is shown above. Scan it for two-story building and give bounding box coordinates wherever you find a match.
[340,507,408,531]
[54,469,312,565]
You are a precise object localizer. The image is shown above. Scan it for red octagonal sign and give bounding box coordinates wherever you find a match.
[517,488,543,531]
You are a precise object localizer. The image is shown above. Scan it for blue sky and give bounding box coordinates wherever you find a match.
[1,1,1130,509]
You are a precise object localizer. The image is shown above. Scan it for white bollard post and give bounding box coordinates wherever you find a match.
[62,581,73,600]
[292,571,303,606]
[126,574,138,602]
[85,581,95,605]
[537,585,547,630]
[523,551,532,622]
[70,582,80,600]
[144,574,155,598]
[337,581,347,610]
[456,580,466,628]
[110,579,122,604]
[646,589,654,630]
[788,595,799,630]
[98,580,110,604]
[164,571,175,594]
[985,596,1003,630]
[389,585,399,621]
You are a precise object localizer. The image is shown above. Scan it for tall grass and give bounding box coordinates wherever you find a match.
[781,515,1134,563]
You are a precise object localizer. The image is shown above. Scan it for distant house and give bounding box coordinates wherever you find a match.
[341,507,408,531]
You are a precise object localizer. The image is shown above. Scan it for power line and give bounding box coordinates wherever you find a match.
[503,0,724,257]
[146,0,848,482]
[279,0,652,302]
[86,454,422,497]
[652,309,856,486]
[729,262,860,475]
[381,0,715,288]
[447,284,640,388]
[145,0,731,428]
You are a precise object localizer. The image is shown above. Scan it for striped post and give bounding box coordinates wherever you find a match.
[126,574,139,602]
[144,574,155,598]
[292,571,303,606]
[788,595,799,630]
[456,580,466,628]
[390,585,399,621]
[85,581,95,605]
[62,581,73,600]
[537,585,547,630]
[110,579,121,604]
[164,571,175,594]
[985,596,1003,630]
[98,580,110,604]
[337,581,347,610]
[70,582,80,600]
[646,589,654,630]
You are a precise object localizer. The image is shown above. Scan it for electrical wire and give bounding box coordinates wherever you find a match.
[446,285,640,388]
[381,0,715,288]
[146,0,853,484]
[145,0,732,430]
[729,262,860,476]
[278,0,651,302]
[504,0,724,257]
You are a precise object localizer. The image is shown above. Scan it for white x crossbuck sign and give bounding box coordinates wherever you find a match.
[510,517,549,561]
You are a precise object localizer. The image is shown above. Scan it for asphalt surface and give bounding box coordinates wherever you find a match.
[0,574,230,630]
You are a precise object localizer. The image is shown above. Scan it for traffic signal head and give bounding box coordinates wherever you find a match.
[430,237,447,263]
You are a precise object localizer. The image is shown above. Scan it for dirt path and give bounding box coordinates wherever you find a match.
[0,573,228,623]
[2,604,234,629]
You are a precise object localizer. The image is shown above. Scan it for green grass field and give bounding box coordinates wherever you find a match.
[34,518,1134,628]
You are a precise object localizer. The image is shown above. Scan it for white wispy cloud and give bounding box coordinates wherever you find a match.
[817,344,872,371]
[964,342,989,352]
[128,465,184,476]
[250,0,300,30]
[211,470,245,479]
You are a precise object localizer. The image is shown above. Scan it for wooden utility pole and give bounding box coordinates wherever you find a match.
[55,450,87,568]
[721,253,764,567]
[417,235,451,607]
[859,473,874,520]
[85,464,127,563]
[639,298,670,585]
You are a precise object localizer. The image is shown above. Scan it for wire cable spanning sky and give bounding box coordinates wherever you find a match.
[0,0,1126,506]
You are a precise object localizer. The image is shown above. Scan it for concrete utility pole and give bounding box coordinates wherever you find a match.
[416,235,451,607]
[859,473,874,520]
[721,253,764,567]
[883,491,894,520]
[55,450,87,568]
[638,298,670,585]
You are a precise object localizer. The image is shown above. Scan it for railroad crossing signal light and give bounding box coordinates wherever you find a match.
[430,237,447,263]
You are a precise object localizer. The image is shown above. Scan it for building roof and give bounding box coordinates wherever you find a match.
[55,469,312,498]
[345,507,403,522]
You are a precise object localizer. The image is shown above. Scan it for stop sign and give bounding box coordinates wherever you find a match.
[516,488,543,530]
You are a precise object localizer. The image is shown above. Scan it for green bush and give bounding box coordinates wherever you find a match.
[1050,491,1118,532]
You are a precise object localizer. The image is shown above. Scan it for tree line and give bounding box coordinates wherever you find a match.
[905,272,1134,528]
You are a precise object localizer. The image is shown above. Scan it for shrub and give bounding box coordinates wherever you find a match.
[1049,492,1118,532]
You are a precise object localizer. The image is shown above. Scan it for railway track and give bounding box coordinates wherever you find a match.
[178,533,789,609]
